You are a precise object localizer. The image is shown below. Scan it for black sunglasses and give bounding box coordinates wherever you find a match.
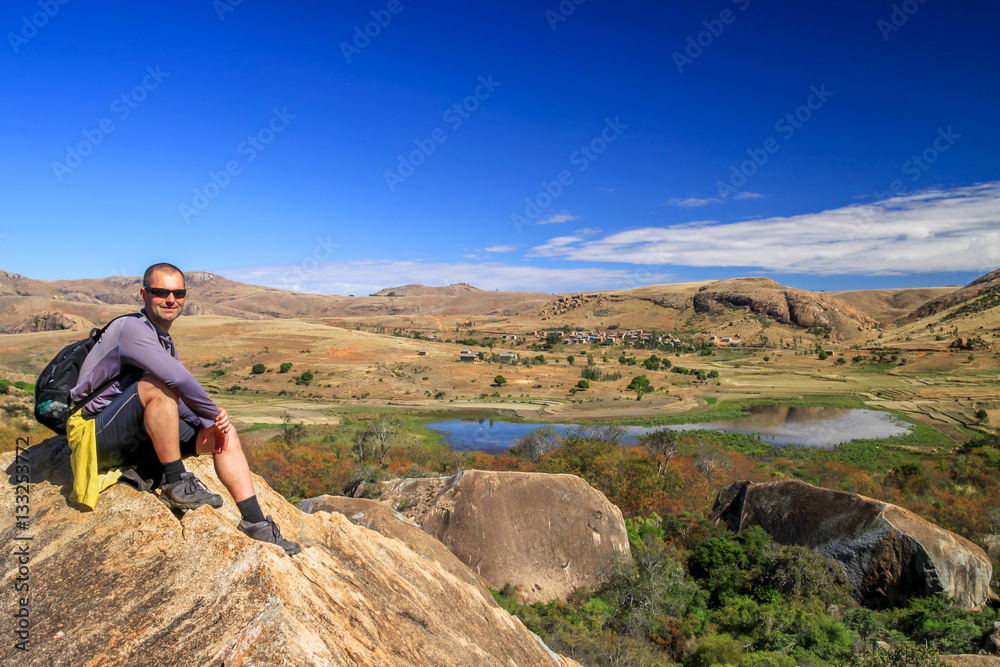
[144,286,187,299]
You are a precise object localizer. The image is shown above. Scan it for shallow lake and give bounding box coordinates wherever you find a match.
[425,406,911,455]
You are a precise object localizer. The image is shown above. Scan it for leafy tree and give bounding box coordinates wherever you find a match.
[279,362,293,373]
[577,379,589,390]
[251,363,266,374]
[975,409,989,422]
[642,355,661,371]
[299,370,313,384]
[818,351,829,360]
[837,643,945,667]
[601,536,703,644]
[545,332,563,345]
[581,366,601,381]
[627,375,652,399]
[566,355,575,365]
[494,375,507,387]
[707,370,719,379]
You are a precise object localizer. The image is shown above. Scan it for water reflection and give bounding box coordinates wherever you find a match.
[426,406,910,455]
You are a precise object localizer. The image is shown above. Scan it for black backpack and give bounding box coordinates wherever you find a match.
[34,313,145,434]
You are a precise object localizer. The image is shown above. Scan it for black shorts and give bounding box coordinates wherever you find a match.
[92,382,200,470]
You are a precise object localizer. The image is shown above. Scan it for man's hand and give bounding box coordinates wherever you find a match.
[213,408,231,453]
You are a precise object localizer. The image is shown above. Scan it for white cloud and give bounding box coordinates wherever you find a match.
[484,244,517,253]
[733,191,767,200]
[530,182,1000,275]
[536,213,580,224]
[667,197,719,207]
[217,259,674,296]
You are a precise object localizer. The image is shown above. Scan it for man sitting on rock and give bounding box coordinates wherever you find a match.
[70,262,300,556]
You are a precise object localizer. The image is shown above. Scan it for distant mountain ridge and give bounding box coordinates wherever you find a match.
[1,268,996,339]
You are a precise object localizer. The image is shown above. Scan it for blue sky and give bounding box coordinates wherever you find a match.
[3,0,998,295]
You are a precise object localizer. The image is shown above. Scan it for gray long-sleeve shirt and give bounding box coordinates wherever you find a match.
[70,310,219,430]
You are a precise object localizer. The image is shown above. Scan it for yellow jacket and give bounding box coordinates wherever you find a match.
[65,412,123,510]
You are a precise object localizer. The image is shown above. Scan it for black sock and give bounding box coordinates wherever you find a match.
[162,459,186,485]
[237,496,266,524]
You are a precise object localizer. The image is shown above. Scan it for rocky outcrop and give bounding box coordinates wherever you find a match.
[711,480,993,610]
[898,267,1000,324]
[380,470,631,604]
[371,283,481,297]
[693,277,877,334]
[296,495,495,605]
[0,310,92,333]
[0,438,581,666]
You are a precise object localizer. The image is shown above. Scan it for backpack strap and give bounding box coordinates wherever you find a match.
[72,313,149,417]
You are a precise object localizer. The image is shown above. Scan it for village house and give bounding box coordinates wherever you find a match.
[498,352,518,364]
[459,349,480,362]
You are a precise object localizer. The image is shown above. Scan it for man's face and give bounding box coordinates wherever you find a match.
[141,270,186,329]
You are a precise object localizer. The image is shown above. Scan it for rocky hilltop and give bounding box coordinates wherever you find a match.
[371,283,481,297]
[711,480,994,610]
[897,268,1000,325]
[0,439,581,666]
[693,277,878,335]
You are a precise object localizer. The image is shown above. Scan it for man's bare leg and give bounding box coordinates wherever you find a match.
[137,376,182,463]
[195,429,255,503]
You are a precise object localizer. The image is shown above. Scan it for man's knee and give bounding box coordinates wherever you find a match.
[137,377,179,417]
[138,376,178,405]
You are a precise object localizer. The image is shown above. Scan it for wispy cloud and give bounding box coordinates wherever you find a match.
[218,259,674,295]
[536,213,580,224]
[667,192,767,207]
[531,183,1000,275]
[667,197,718,207]
[484,244,517,253]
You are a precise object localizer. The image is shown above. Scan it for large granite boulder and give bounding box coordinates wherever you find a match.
[380,470,631,603]
[711,480,993,610]
[0,438,581,666]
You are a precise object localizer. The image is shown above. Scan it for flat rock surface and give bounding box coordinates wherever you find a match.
[0,437,581,666]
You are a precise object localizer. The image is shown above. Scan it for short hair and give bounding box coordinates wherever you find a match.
[143,263,184,287]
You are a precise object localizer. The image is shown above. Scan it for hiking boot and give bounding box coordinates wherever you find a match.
[159,472,224,510]
[238,515,301,556]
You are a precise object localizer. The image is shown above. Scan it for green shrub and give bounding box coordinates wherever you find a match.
[251,363,266,374]
[686,634,742,667]
[279,362,293,373]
